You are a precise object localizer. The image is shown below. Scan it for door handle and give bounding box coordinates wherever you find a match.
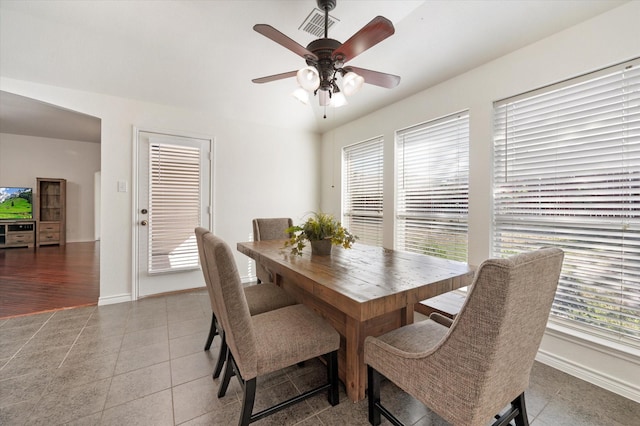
[140,220,148,226]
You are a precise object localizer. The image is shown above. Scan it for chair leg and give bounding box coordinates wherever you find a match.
[513,392,529,426]
[491,392,529,426]
[327,351,339,406]
[212,331,228,379]
[367,366,382,426]
[217,348,234,398]
[204,312,218,351]
[239,377,257,426]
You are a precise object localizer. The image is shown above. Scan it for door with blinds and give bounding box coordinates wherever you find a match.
[135,130,212,298]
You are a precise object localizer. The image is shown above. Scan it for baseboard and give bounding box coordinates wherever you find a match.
[536,333,640,403]
[98,293,132,306]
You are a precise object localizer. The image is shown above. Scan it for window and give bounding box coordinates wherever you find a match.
[493,59,640,345]
[343,137,384,246]
[148,142,201,273]
[396,112,469,261]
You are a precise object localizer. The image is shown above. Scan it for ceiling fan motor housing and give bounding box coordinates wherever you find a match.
[306,38,343,91]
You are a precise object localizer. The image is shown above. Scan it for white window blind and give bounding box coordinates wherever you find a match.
[149,142,201,273]
[396,112,469,261]
[493,59,640,344]
[343,137,384,246]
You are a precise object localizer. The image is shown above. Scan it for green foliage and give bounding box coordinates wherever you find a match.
[284,212,357,256]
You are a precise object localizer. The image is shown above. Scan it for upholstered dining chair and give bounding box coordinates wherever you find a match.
[195,228,296,381]
[365,247,564,426]
[201,232,340,426]
[252,217,293,283]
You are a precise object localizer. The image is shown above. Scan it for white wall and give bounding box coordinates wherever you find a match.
[0,133,100,242]
[0,78,321,306]
[320,2,640,402]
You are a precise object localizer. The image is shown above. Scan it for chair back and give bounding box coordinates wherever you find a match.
[252,218,293,283]
[428,247,564,424]
[252,218,293,241]
[201,232,258,379]
[195,227,217,314]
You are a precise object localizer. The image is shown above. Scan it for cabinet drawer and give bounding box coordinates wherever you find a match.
[39,232,60,243]
[40,223,60,232]
[7,233,35,244]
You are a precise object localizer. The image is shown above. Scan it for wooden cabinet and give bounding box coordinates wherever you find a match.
[36,178,66,246]
[0,221,36,248]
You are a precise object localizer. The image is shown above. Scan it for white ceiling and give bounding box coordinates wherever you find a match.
[0,0,628,140]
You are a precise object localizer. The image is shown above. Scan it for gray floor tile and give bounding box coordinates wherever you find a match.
[0,338,28,360]
[114,341,170,375]
[27,377,111,425]
[169,330,211,359]
[0,370,53,408]
[0,399,35,426]
[0,312,53,329]
[125,313,168,333]
[177,401,242,426]
[105,361,172,408]
[101,389,174,426]
[120,325,169,351]
[45,352,118,394]
[170,350,217,386]
[172,375,238,425]
[2,292,636,426]
[0,346,69,379]
[168,317,209,339]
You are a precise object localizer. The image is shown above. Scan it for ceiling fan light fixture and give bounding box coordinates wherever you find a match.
[342,71,364,96]
[292,87,310,105]
[297,66,321,91]
[331,90,348,108]
[318,89,331,106]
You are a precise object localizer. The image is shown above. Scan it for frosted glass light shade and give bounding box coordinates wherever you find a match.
[319,89,330,106]
[292,87,310,105]
[331,91,348,107]
[342,71,364,96]
[297,67,320,91]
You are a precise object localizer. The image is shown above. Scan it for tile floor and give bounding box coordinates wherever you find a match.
[0,289,638,425]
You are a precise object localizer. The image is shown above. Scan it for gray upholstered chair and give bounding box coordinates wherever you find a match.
[201,232,340,426]
[252,217,293,283]
[195,228,297,380]
[365,247,564,426]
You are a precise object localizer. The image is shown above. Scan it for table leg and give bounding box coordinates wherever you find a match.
[400,304,414,326]
[345,316,366,402]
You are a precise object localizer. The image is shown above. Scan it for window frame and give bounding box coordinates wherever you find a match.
[342,136,384,247]
[492,58,640,348]
[395,111,470,262]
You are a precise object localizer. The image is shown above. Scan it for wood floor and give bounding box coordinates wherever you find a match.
[0,241,99,318]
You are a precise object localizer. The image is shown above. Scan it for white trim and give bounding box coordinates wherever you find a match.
[131,126,140,301]
[131,126,214,301]
[536,326,640,403]
[98,293,132,306]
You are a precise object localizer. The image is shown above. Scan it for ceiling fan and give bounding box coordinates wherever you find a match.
[252,0,401,111]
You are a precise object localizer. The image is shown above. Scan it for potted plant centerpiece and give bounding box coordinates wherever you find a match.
[284,212,357,256]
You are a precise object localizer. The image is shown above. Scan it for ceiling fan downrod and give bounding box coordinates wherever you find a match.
[318,0,336,39]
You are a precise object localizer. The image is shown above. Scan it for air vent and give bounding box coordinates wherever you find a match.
[299,8,339,38]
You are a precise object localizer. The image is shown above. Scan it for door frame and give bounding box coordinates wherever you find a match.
[131,126,215,301]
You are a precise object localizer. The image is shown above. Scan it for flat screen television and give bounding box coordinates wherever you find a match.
[0,187,33,220]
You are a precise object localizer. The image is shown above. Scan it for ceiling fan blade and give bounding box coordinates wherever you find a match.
[333,16,394,63]
[254,24,318,61]
[252,70,298,84]
[344,66,400,89]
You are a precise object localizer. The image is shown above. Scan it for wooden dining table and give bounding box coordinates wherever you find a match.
[237,240,475,402]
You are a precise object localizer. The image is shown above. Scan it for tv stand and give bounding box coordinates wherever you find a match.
[0,221,36,248]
